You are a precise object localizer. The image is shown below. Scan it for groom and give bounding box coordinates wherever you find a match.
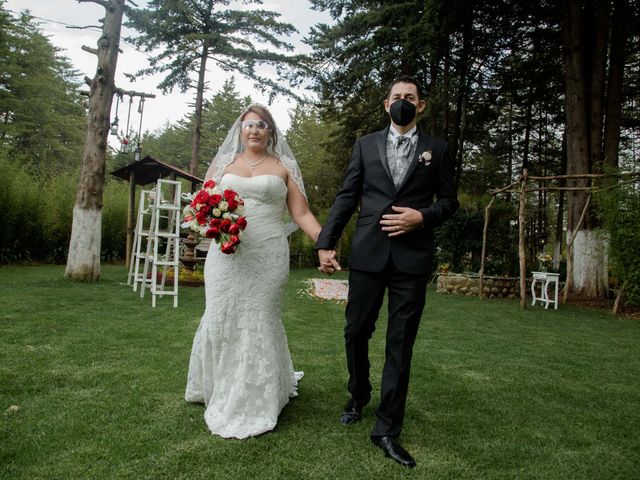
[316,77,458,468]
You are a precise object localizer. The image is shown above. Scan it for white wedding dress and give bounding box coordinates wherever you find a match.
[185,174,301,439]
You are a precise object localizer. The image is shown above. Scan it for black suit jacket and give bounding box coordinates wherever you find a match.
[316,127,459,275]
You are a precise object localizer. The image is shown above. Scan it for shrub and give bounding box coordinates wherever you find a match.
[596,181,640,306]
[0,153,45,263]
[41,169,78,263]
[434,194,519,276]
[102,180,129,262]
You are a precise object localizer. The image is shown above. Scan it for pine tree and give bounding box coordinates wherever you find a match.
[0,3,85,171]
[126,0,298,175]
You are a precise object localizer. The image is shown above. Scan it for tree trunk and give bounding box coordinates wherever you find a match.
[451,10,472,187]
[563,0,610,298]
[189,42,210,175]
[571,229,609,297]
[553,133,567,270]
[603,0,628,169]
[518,169,528,309]
[65,0,124,282]
[588,0,609,174]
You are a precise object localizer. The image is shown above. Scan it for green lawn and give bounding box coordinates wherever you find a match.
[1,265,639,479]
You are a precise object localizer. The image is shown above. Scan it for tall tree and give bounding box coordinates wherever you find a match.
[138,77,251,176]
[126,0,298,175]
[0,3,86,171]
[65,0,126,282]
[563,0,631,297]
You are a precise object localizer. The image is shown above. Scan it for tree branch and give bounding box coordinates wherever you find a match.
[77,0,109,8]
[82,45,99,56]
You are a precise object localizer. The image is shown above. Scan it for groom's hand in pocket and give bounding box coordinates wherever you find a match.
[318,249,341,275]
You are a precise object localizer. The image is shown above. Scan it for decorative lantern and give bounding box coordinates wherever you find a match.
[120,137,131,154]
[110,118,119,136]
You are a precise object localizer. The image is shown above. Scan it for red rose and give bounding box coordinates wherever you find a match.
[230,234,240,245]
[195,210,208,225]
[219,219,232,233]
[223,189,237,202]
[205,227,220,239]
[221,241,236,254]
[209,218,221,227]
[236,216,247,230]
[208,193,222,206]
[228,223,240,235]
[227,198,239,210]
[198,204,210,215]
[192,189,209,206]
[203,180,215,189]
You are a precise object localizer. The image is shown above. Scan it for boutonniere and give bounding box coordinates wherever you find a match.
[419,150,432,166]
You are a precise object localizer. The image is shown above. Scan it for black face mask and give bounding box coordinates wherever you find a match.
[389,99,416,126]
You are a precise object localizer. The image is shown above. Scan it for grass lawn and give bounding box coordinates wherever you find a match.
[1,265,639,479]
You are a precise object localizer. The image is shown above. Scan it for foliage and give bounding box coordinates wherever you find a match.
[286,104,343,213]
[140,77,252,177]
[126,0,298,97]
[2,265,640,479]
[101,180,130,262]
[304,0,639,290]
[435,194,518,276]
[0,3,86,171]
[0,147,129,264]
[595,180,640,306]
[304,1,565,177]
[0,149,43,263]
[126,0,301,173]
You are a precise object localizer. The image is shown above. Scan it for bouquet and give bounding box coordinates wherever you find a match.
[181,180,247,254]
[537,252,553,271]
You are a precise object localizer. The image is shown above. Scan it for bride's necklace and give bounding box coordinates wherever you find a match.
[243,153,268,170]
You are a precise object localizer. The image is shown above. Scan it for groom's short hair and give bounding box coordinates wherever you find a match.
[386,77,424,100]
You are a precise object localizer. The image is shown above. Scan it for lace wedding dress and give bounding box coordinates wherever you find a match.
[185,174,301,439]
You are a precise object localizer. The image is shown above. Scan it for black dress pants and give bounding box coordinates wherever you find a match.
[344,257,428,439]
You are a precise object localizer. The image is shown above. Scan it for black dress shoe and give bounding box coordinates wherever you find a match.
[372,436,416,468]
[340,398,365,425]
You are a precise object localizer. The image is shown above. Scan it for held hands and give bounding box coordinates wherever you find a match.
[318,249,341,275]
[380,206,424,237]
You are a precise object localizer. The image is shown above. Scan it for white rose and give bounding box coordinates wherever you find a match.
[212,208,222,217]
[236,205,245,215]
[219,201,229,212]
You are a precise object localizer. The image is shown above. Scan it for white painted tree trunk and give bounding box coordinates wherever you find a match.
[64,0,124,282]
[569,228,609,297]
[64,206,102,282]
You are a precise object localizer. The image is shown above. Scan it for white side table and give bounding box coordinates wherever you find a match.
[531,271,560,310]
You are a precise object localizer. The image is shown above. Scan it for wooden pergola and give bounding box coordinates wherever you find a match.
[479,168,640,311]
[111,156,203,265]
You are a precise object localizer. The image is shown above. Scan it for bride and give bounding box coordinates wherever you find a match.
[184,105,323,438]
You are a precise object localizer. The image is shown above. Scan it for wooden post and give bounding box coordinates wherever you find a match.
[518,169,528,309]
[479,195,495,299]
[126,170,136,267]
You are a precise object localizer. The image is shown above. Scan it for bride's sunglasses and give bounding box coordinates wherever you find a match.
[241,120,271,131]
